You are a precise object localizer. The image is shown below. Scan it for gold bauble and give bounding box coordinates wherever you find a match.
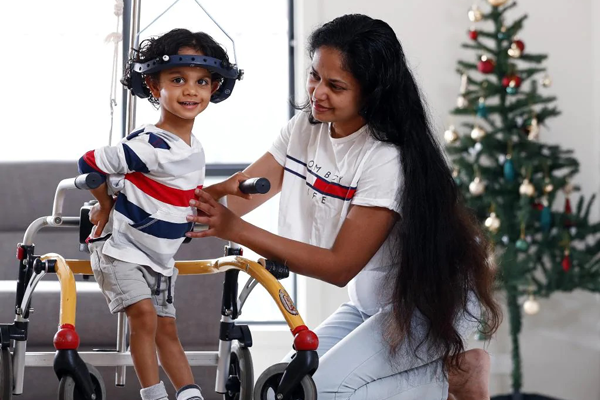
[444,125,460,144]
[519,179,536,197]
[484,212,501,233]
[543,179,554,194]
[469,177,486,196]
[470,126,487,141]
[488,0,509,6]
[541,74,552,88]
[523,295,540,315]
[468,5,483,22]
[457,95,469,109]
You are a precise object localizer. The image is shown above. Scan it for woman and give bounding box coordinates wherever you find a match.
[188,14,501,399]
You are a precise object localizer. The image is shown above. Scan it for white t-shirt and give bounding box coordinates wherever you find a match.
[269,112,403,315]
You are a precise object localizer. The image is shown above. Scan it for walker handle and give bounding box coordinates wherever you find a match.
[239,177,270,194]
[74,172,104,191]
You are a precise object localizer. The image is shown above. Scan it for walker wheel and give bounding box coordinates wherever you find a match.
[253,362,316,400]
[57,363,105,400]
[224,342,253,400]
[0,348,13,400]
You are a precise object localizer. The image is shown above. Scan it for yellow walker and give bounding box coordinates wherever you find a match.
[0,173,319,400]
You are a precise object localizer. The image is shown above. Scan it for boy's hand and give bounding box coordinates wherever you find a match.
[203,172,254,201]
[89,199,114,238]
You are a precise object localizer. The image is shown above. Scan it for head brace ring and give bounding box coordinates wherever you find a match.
[130,54,244,103]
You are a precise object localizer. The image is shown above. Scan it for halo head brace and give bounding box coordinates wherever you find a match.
[128,54,244,103]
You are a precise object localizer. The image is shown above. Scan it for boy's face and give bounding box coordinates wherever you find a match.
[147,47,220,124]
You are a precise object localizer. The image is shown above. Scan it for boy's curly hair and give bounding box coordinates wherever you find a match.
[121,28,232,106]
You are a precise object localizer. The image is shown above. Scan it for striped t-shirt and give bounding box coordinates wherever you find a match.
[78,125,204,276]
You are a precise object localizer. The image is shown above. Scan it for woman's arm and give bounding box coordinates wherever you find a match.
[224,152,284,217]
[187,190,397,286]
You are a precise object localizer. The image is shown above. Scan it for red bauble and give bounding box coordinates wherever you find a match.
[469,29,479,40]
[513,39,525,52]
[502,75,522,88]
[562,254,571,272]
[478,58,495,74]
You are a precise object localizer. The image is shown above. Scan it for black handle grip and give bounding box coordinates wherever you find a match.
[264,259,289,280]
[239,177,271,194]
[74,172,104,190]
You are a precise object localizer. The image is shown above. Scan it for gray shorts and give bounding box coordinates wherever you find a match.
[89,243,178,318]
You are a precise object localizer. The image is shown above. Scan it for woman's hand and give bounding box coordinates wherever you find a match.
[203,171,253,201]
[186,189,246,241]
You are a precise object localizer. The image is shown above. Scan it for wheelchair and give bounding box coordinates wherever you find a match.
[0,172,319,400]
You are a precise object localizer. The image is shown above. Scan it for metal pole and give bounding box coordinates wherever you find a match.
[125,0,142,135]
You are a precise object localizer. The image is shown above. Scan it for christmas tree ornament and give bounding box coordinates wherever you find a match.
[508,39,525,58]
[469,176,486,196]
[504,157,516,182]
[444,125,460,144]
[504,142,516,182]
[519,179,536,197]
[516,238,529,251]
[485,212,501,233]
[540,197,552,232]
[516,223,529,251]
[543,177,554,194]
[488,0,509,6]
[468,27,479,40]
[457,95,469,109]
[541,74,553,87]
[477,55,495,74]
[456,74,469,108]
[498,25,509,40]
[564,197,573,227]
[501,235,510,245]
[476,97,488,118]
[502,75,522,94]
[471,125,487,141]
[468,5,483,22]
[527,117,540,140]
[452,168,461,185]
[562,248,571,272]
[523,295,540,315]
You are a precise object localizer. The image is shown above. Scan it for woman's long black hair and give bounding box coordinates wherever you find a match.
[307,14,501,370]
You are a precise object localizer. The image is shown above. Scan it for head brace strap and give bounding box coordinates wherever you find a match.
[130,54,243,103]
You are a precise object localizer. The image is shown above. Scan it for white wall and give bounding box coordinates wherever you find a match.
[251,1,600,399]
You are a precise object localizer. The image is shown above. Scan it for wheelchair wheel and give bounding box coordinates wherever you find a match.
[57,363,105,400]
[224,342,253,400]
[253,362,316,400]
[0,348,13,400]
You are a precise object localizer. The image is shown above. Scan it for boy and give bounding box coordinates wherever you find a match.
[78,28,245,400]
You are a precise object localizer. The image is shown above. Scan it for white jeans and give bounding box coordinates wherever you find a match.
[287,302,478,400]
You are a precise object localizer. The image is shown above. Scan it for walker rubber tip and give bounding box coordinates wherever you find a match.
[54,323,80,350]
[293,329,319,351]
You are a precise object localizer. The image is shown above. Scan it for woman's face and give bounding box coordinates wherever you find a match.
[307,46,365,137]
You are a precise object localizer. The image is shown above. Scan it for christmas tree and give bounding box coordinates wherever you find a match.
[445,1,600,398]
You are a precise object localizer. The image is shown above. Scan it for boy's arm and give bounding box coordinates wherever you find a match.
[88,183,115,237]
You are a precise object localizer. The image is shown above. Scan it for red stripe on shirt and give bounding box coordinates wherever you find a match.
[125,172,202,207]
[313,178,356,199]
[83,151,106,174]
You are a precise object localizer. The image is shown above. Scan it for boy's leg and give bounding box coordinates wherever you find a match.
[155,316,194,388]
[125,299,160,387]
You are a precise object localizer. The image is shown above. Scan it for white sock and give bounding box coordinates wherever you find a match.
[140,381,169,400]
[176,384,203,400]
